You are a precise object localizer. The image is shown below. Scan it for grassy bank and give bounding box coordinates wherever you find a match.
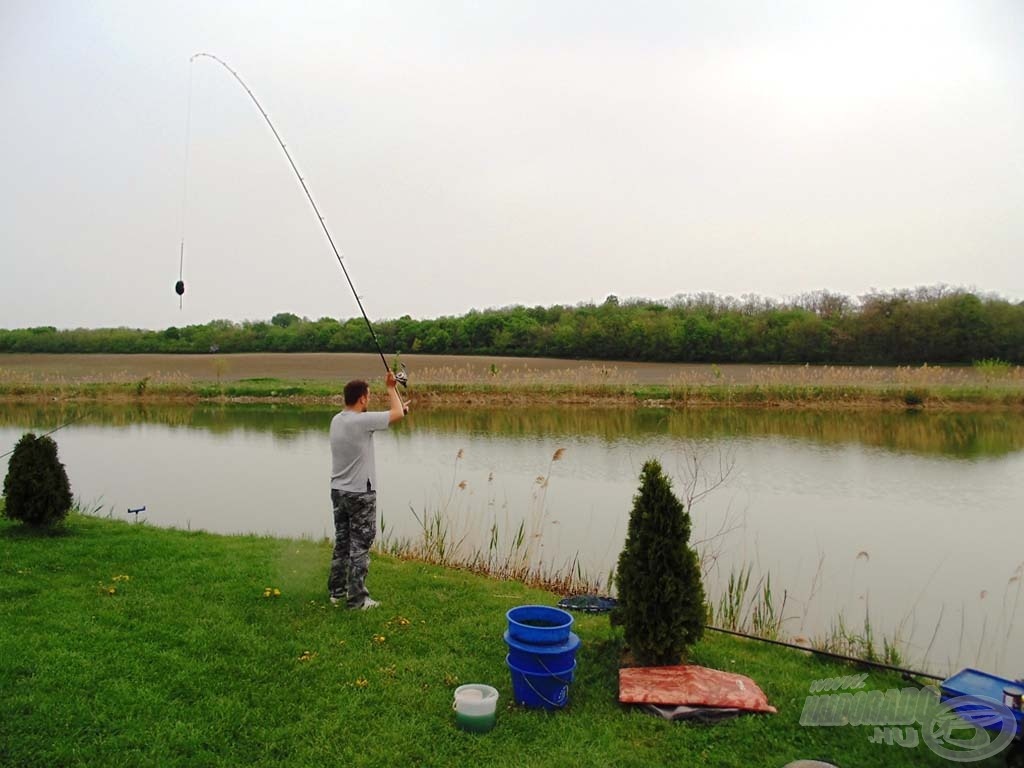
[1,376,1022,410]
[1,513,1008,767]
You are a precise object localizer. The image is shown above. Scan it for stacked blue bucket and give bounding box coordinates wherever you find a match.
[505,605,581,710]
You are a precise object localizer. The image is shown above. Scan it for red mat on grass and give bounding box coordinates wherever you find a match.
[619,665,777,714]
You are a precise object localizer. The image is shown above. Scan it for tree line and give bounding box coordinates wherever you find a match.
[2,287,1022,365]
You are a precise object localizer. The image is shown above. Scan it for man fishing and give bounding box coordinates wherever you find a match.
[328,370,407,609]
[177,54,412,606]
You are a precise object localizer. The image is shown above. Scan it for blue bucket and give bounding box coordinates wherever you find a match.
[504,630,581,674]
[506,655,576,710]
[506,605,574,646]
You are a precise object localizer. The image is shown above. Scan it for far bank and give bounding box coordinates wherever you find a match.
[1,352,1021,410]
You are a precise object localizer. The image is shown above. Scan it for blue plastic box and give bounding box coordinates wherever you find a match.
[940,668,1023,740]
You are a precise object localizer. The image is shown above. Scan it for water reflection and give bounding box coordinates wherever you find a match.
[2,402,1022,458]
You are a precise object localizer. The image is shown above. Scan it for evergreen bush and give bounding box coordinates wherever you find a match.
[615,459,705,665]
[2,433,73,528]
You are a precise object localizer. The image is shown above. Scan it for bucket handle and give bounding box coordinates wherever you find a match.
[532,654,574,685]
[521,673,569,709]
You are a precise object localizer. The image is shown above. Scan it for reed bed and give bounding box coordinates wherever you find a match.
[703,551,1024,679]
[414,362,635,387]
[0,366,196,400]
[2,356,1022,408]
[670,362,1024,389]
[377,447,598,595]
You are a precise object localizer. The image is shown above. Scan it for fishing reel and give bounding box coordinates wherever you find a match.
[394,363,409,389]
[393,363,410,415]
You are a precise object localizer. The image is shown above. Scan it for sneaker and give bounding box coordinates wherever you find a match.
[359,598,380,610]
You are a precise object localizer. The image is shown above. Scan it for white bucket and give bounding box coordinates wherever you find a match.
[453,684,499,732]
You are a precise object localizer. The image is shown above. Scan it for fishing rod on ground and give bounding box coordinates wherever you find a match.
[562,596,945,683]
[177,52,408,409]
[703,625,945,683]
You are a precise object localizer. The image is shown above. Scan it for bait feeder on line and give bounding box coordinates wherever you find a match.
[175,280,185,297]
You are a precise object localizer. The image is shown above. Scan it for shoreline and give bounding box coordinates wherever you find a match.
[1,384,1021,411]
[0,352,1021,411]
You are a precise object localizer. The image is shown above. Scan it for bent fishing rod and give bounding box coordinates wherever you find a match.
[179,52,407,392]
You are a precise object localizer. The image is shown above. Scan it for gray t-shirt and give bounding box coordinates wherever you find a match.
[329,410,391,493]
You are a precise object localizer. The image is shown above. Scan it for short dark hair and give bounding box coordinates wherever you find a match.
[344,379,369,406]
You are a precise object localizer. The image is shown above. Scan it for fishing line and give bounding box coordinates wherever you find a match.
[0,410,92,460]
[175,58,195,309]
[179,52,407,390]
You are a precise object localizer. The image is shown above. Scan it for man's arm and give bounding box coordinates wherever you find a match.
[386,371,406,425]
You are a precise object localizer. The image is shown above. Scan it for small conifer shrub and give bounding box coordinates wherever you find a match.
[615,459,705,666]
[2,433,73,528]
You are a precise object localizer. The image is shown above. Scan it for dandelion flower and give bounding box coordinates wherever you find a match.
[355,677,368,688]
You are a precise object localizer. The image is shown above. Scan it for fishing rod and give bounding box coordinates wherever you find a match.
[561,597,944,682]
[0,410,93,460]
[179,52,408,393]
[704,625,945,682]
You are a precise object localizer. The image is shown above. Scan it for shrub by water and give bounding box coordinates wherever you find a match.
[2,433,73,528]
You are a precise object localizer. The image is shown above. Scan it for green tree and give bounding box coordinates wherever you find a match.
[614,459,705,666]
[270,312,301,328]
[2,433,73,528]
[1,285,1021,363]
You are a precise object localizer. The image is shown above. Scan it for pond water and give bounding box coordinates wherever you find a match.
[2,402,1021,678]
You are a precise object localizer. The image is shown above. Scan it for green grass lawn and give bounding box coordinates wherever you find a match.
[0,513,1013,767]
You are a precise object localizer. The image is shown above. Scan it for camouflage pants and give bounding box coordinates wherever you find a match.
[328,489,377,608]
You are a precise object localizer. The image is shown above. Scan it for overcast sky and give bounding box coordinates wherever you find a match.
[1,1,1022,330]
